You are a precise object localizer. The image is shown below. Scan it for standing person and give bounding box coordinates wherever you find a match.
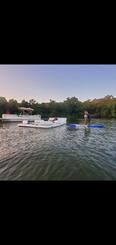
[84,111,91,125]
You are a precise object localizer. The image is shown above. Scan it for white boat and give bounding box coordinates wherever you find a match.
[2,107,41,122]
[2,114,41,122]
[18,117,67,128]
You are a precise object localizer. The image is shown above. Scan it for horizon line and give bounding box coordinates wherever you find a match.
[0,94,115,104]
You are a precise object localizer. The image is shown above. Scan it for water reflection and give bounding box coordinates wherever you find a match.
[84,127,91,137]
[67,116,83,124]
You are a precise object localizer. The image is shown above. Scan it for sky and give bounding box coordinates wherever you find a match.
[0,64,116,102]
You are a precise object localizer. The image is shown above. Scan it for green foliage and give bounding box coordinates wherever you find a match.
[19,100,30,108]
[111,104,116,118]
[0,95,116,118]
[8,99,19,114]
[64,97,83,116]
[0,97,8,116]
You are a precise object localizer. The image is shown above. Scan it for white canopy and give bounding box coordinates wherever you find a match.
[18,107,34,111]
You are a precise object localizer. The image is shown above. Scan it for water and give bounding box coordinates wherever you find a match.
[0,119,116,180]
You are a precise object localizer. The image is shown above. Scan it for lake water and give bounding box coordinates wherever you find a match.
[0,119,116,180]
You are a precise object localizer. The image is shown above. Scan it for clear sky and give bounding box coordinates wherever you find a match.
[0,64,116,102]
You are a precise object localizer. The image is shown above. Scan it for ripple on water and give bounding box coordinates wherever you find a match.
[0,120,116,180]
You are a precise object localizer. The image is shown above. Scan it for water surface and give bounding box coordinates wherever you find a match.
[0,119,116,180]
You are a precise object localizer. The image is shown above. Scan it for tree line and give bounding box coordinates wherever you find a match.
[0,95,116,119]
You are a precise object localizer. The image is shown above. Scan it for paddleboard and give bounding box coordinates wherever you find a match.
[68,123,105,129]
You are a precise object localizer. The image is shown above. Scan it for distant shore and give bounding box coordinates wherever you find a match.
[0,95,116,119]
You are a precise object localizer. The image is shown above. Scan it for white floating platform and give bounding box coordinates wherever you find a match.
[18,123,66,128]
[18,118,67,129]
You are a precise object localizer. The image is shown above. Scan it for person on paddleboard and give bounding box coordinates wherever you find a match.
[84,111,91,125]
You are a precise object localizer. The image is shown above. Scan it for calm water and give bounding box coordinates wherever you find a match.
[0,119,116,180]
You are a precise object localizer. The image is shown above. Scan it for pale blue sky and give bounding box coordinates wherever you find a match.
[0,65,116,102]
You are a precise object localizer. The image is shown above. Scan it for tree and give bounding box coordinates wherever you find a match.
[111,104,116,118]
[0,97,8,116]
[64,97,82,116]
[29,99,36,105]
[0,97,7,104]
[8,99,19,114]
[20,100,29,108]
